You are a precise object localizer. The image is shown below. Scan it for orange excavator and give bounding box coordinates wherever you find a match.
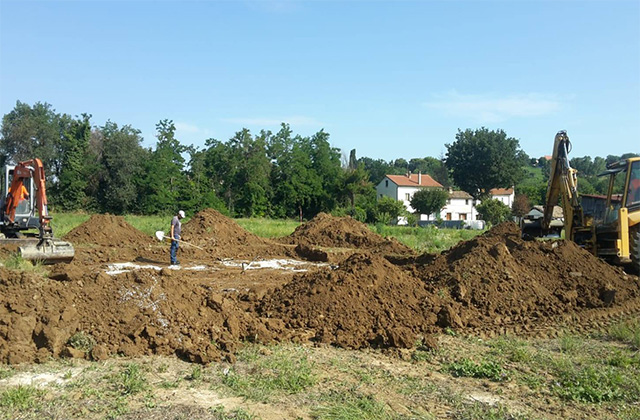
[0,158,75,264]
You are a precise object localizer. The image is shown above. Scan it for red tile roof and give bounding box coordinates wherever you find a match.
[490,188,514,196]
[386,174,443,188]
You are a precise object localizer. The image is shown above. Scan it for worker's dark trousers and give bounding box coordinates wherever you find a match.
[170,241,179,265]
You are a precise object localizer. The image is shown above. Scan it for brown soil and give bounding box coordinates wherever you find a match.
[178,208,296,260]
[284,212,414,255]
[1,214,639,365]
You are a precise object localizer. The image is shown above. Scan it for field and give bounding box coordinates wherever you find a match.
[1,211,640,419]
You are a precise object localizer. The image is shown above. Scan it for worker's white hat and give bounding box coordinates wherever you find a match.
[178,210,185,218]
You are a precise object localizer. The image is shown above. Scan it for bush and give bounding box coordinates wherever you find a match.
[476,199,512,226]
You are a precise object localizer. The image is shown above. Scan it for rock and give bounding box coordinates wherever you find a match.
[91,345,109,361]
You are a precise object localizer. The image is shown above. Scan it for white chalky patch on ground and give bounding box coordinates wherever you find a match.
[219,258,328,272]
[0,369,82,388]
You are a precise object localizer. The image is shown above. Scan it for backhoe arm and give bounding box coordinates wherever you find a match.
[542,131,584,239]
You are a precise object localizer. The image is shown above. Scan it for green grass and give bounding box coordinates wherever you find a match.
[371,224,483,254]
[124,214,169,237]
[235,217,300,238]
[607,319,640,349]
[444,358,509,382]
[2,253,48,276]
[67,331,97,354]
[312,390,398,420]
[112,363,149,396]
[221,344,317,402]
[0,385,44,410]
[49,212,91,237]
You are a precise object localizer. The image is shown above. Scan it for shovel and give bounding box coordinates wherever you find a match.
[155,231,205,250]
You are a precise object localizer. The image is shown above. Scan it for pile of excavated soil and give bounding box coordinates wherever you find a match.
[62,215,154,263]
[3,219,639,364]
[285,213,413,255]
[178,208,296,260]
[416,222,640,333]
[257,222,640,349]
[63,214,151,247]
[0,267,282,364]
[258,253,439,349]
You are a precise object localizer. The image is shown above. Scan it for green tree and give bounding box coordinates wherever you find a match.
[410,188,449,219]
[476,199,512,225]
[446,127,528,199]
[140,119,188,214]
[55,114,91,210]
[375,196,406,224]
[0,101,70,182]
[96,121,147,214]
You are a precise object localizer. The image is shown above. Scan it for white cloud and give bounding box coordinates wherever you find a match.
[221,115,322,127]
[424,91,563,123]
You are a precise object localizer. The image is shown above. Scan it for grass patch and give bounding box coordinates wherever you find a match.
[0,385,44,410]
[124,214,169,237]
[221,344,316,402]
[445,358,509,382]
[2,253,48,276]
[312,390,397,420]
[551,363,639,403]
[371,224,482,253]
[67,331,96,354]
[236,217,300,238]
[113,363,148,396]
[608,319,640,349]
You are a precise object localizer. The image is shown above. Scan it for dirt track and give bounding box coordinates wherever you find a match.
[1,210,639,364]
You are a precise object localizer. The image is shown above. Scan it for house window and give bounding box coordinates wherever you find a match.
[465,199,469,205]
[405,193,411,201]
[446,213,452,221]
[447,199,451,204]
[460,213,467,220]
[379,194,383,198]
[385,180,388,188]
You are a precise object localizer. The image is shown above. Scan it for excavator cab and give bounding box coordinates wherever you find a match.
[596,157,640,268]
[0,165,39,232]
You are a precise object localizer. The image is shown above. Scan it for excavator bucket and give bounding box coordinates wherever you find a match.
[18,238,75,264]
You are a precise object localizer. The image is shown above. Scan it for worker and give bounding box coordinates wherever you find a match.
[169,210,185,265]
[8,183,29,202]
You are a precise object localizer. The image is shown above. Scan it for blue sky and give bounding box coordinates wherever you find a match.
[1,0,638,161]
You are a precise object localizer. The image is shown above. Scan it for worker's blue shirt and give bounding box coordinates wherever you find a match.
[171,216,181,240]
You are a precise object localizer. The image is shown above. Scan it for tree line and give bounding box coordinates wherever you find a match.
[1,101,637,223]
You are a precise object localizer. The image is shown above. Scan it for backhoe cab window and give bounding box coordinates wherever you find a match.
[628,161,640,207]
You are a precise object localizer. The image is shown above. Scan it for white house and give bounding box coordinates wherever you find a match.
[440,190,478,221]
[376,172,443,221]
[376,173,515,225]
[489,188,515,207]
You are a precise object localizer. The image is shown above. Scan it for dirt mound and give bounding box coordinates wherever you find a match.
[63,214,152,247]
[178,208,295,260]
[287,213,413,255]
[417,222,640,332]
[0,267,279,364]
[62,214,155,263]
[258,253,439,349]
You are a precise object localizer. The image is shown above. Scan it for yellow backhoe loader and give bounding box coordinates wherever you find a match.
[522,131,640,273]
